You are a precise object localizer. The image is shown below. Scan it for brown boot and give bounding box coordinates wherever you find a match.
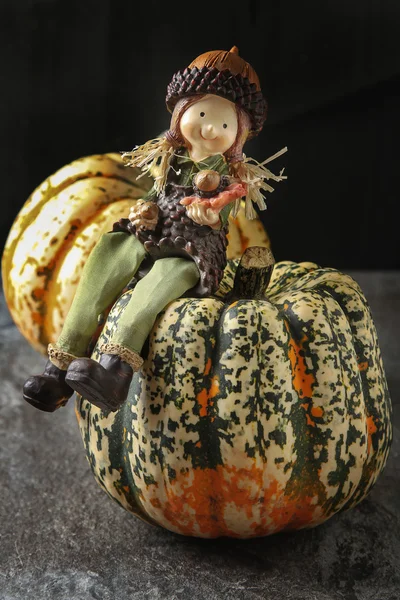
[65,354,134,412]
[23,360,74,412]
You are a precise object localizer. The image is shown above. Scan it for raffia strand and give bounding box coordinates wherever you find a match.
[230,146,288,219]
[121,136,175,192]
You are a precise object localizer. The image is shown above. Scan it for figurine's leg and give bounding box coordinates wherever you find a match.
[65,257,200,411]
[23,232,147,412]
[49,232,147,365]
[104,256,200,357]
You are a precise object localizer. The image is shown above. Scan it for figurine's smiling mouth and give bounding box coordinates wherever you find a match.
[200,132,217,141]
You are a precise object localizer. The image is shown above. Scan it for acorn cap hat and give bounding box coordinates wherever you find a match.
[166,46,267,137]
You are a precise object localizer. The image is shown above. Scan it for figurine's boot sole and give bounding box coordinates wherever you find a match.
[23,375,73,413]
[23,393,69,413]
[65,358,132,412]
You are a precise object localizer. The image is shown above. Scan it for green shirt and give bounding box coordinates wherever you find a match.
[144,149,232,227]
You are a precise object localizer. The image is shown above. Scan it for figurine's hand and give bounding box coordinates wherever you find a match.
[185,202,221,229]
[180,182,247,210]
[180,195,200,206]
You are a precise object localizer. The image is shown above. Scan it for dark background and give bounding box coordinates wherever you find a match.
[1,0,399,269]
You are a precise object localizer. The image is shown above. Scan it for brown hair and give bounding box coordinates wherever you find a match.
[166,95,251,167]
[226,105,251,163]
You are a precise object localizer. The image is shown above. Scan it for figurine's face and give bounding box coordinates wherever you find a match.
[180,94,238,160]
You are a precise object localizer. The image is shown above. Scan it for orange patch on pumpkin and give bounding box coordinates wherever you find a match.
[300,402,316,428]
[311,406,324,418]
[305,414,316,428]
[366,415,378,453]
[286,325,315,399]
[300,402,325,428]
[196,376,220,418]
[152,463,319,538]
[267,494,320,532]
[358,361,368,371]
[204,358,212,376]
[196,389,208,418]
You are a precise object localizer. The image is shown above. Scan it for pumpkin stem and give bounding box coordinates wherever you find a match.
[230,246,275,300]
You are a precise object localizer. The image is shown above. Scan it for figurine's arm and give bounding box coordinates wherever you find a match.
[180,181,247,229]
[208,182,247,210]
[180,182,247,210]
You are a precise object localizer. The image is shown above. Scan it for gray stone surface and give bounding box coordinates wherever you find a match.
[0,271,399,600]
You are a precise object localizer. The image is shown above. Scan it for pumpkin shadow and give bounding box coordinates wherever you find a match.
[165,521,328,571]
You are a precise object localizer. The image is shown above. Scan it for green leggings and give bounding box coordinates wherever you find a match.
[56,232,200,357]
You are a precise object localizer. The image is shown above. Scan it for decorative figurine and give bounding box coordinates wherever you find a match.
[22,46,287,413]
[2,47,391,538]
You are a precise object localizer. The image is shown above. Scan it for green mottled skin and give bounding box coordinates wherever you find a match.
[76,260,392,538]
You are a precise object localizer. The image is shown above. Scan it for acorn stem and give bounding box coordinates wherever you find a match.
[230,246,275,300]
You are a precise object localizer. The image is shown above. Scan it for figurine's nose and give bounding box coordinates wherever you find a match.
[201,124,217,140]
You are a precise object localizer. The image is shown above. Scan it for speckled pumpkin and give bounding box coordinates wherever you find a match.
[76,258,392,538]
[1,153,269,355]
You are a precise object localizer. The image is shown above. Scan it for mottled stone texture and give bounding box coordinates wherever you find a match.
[0,271,399,600]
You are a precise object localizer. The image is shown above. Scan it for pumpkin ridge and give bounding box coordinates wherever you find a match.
[315,283,392,510]
[293,270,365,300]
[106,396,157,524]
[278,291,372,519]
[315,294,364,515]
[277,309,330,517]
[182,298,228,471]
[267,263,312,298]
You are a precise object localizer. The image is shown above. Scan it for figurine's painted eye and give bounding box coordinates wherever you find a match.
[223,123,228,129]
[200,112,205,117]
